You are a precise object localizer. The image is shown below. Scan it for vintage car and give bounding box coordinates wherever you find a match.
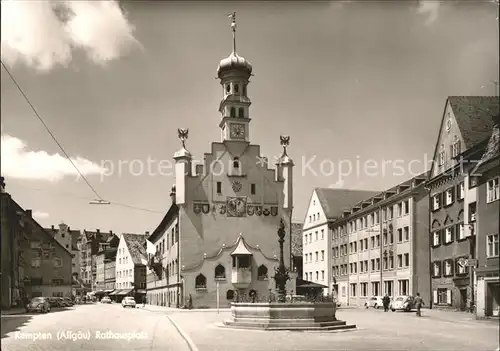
[101,296,112,304]
[121,297,136,308]
[26,297,51,313]
[391,295,415,312]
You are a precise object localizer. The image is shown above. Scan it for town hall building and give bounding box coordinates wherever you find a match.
[146,14,295,308]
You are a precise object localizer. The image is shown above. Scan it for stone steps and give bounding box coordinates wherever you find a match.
[222,319,357,331]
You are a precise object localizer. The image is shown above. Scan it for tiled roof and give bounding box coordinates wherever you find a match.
[44,226,81,250]
[291,223,303,257]
[83,230,114,243]
[148,203,179,243]
[449,96,499,149]
[476,118,500,169]
[122,234,147,266]
[315,188,380,220]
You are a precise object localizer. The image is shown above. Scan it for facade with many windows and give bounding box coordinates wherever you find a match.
[471,115,499,318]
[427,96,497,310]
[303,188,379,295]
[331,173,430,307]
[114,234,147,302]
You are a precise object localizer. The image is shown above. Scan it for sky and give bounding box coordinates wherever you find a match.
[1,0,499,234]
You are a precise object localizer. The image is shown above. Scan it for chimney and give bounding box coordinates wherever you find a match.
[68,226,70,231]
[109,230,113,234]
[96,229,100,234]
[0,176,5,193]
[26,209,32,217]
[170,184,176,205]
[145,231,150,236]
[51,225,55,230]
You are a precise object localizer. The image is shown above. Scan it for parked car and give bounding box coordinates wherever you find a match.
[122,297,136,308]
[57,297,71,307]
[391,295,415,312]
[64,297,74,306]
[26,297,51,313]
[101,296,112,304]
[47,297,60,308]
[365,296,384,309]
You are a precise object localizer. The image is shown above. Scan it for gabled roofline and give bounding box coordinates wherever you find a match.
[428,97,451,180]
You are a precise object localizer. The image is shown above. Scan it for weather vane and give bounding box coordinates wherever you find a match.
[178,128,189,148]
[280,135,290,154]
[228,12,236,52]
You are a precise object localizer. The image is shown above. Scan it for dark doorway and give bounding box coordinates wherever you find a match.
[459,289,467,311]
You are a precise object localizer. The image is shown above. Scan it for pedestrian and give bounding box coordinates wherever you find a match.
[143,296,146,307]
[414,292,424,317]
[382,293,390,312]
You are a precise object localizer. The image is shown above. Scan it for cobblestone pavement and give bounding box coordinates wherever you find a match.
[1,303,190,351]
[168,307,499,351]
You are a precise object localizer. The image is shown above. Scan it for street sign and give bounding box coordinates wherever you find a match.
[458,258,477,268]
[465,259,477,267]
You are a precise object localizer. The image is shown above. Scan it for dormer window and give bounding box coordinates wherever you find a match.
[234,84,239,94]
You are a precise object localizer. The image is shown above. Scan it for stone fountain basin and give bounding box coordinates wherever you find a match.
[222,302,357,331]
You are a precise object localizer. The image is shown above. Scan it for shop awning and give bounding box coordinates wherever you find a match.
[116,289,133,295]
[108,290,120,295]
[104,289,114,293]
[136,289,146,294]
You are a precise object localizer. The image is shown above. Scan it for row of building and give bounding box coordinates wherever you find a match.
[0,178,152,308]
[303,96,499,318]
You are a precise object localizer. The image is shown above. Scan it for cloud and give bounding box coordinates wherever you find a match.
[1,133,106,182]
[1,0,140,72]
[417,1,440,25]
[33,211,49,219]
[329,179,345,189]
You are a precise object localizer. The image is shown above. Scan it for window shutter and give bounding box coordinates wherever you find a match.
[437,261,442,276]
[450,187,455,202]
[446,289,452,305]
[441,229,445,243]
[450,259,454,276]
[450,226,455,242]
[433,290,438,304]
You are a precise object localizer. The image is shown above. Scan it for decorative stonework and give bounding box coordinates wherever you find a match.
[232,181,243,192]
[227,196,247,217]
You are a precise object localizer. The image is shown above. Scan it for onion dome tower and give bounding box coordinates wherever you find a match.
[217,12,253,143]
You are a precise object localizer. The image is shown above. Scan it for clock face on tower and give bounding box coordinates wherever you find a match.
[230,123,246,139]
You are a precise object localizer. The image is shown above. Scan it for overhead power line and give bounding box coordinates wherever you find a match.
[1,60,105,202]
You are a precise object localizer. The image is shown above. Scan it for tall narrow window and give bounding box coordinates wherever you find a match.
[251,183,256,195]
[238,107,244,118]
[243,84,247,96]
[226,84,230,93]
[230,107,236,117]
[216,182,222,194]
[234,84,239,93]
[233,157,240,168]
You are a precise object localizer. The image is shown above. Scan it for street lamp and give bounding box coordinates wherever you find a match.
[273,219,290,303]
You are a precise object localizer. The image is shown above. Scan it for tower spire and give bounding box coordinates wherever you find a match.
[228,12,236,53]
